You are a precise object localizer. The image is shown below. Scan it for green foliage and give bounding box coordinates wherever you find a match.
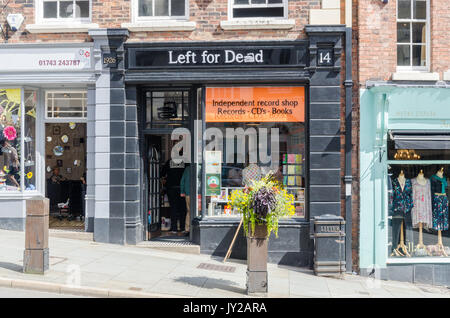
[229,173,295,238]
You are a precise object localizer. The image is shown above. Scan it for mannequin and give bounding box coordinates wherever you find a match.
[412,169,431,254]
[391,170,413,257]
[430,167,449,257]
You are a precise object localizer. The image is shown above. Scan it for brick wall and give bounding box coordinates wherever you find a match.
[357,0,450,84]
[1,0,323,43]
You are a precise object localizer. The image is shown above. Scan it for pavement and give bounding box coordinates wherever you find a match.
[0,286,87,298]
[0,229,449,298]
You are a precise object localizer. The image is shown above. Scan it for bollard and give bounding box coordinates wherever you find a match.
[313,214,346,277]
[246,224,268,295]
[24,198,49,274]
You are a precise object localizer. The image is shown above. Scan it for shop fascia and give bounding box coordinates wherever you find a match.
[168,49,263,65]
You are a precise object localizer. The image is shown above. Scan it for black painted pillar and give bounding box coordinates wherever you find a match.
[306,25,346,222]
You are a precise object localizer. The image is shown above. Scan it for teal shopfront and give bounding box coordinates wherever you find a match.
[360,84,450,285]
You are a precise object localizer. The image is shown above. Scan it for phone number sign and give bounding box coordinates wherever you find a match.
[0,47,92,71]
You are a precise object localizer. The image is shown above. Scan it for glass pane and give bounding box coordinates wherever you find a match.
[397,45,411,66]
[139,0,153,16]
[59,1,74,18]
[0,88,22,191]
[46,92,87,118]
[413,0,426,19]
[171,0,185,16]
[234,0,249,4]
[24,91,36,191]
[76,1,90,18]
[43,1,57,18]
[155,0,169,16]
[413,45,426,66]
[146,91,188,128]
[233,7,284,17]
[388,165,450,259]
[251,0,266,4]
[397,22,410,43]
[268,0,283,3]
[398,0,411,19]
[412,22,426,43]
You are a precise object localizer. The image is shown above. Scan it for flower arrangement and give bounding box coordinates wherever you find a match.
[229,173,295,238]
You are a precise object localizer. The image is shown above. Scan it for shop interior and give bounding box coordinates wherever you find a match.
[45,122,86,230]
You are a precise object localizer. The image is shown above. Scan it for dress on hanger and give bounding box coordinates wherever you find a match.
[411,178,432,229]
[391,177,413,216]
[430,175,449,231]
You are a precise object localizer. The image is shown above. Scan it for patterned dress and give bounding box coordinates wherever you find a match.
[430,175,449,231]
[411,178,432,229]
[391,177,413,216]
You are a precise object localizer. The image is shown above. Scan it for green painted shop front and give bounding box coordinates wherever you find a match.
[360,85,450,285]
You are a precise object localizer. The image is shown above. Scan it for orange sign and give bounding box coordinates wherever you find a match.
[205,86,305,122]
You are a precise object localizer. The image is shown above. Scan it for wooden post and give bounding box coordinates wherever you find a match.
[223,217,243,263]
[24,198,49,274]
[246,224,268,295]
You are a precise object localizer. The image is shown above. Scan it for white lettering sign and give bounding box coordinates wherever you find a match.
[167,49,264,65]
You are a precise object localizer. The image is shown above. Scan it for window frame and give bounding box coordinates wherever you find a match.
[133,0,190,22]
[228,0,288,20]
[45,90,88,121]
[37,0,92,24]
[396,0,430,72]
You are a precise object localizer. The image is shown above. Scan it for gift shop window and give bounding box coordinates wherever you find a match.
[230,0,287,19]
[0,89,37,193]
[136,0,188,20]
[387,131,450,259]
[202,86,306,218]
[396,0,429,71]
[40,0,91,22]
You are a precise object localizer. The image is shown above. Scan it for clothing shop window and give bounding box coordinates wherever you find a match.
[41,0,91,21]
[0,89,37,193]
[46,91,87,119]
[387,132,450,259]
[230,0,287,19]
[136,0,188,19]
[396,0,429,70]
[203,86,305,218]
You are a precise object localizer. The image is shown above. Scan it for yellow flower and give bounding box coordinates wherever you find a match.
[27,172,33,179]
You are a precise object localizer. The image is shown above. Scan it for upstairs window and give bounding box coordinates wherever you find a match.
[137,0,188,19]
[397,0,429,70]
[41,0,91,22]
[231,0,287,19]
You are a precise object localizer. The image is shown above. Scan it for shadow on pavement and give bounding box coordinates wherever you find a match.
[174,276,245,295]
[0,262,23,273]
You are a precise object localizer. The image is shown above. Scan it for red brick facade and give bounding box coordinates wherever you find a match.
[1,0,322,43]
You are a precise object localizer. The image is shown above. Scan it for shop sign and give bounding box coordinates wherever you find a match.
[206,174,221,196]
[129,44,307,69]
[0,46,92,72]
[205,87,305,123]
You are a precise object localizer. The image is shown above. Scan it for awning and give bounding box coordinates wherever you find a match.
[390,130,450,149]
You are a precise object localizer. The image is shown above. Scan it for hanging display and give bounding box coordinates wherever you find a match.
[69,122,76,130]
[61,135,69,143]
[53,145,64,156]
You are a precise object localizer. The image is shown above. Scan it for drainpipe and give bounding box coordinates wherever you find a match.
[344,0,353,274]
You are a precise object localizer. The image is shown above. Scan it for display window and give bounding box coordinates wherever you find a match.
[0,89,36,192]
[387,132,450,258]
[203,86,306,218]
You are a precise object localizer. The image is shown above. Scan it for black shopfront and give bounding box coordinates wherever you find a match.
[93,26,347,268]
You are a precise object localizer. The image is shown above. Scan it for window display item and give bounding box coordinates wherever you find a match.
[390,171,414,257]
[53,145,64,156]
[3,126,16,141]
[46,166,52,173]
[242,163,261,186]
[411,174,432,228]
[430,168,449,257]
[61,135,69,143]
[69,122,76,130]
[46,136,52,142]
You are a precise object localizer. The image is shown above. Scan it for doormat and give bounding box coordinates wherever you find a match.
[197,263,236,273]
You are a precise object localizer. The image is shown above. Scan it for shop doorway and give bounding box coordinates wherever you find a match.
[142,88,198,242]
[45,122,87,230]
